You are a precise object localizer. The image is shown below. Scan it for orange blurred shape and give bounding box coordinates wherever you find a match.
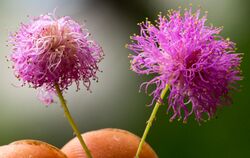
[61,128,158,158]
[0,139,67,158]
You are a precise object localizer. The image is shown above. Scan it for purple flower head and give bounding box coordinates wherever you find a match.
[127,8,242,123]
[9,12,104,104]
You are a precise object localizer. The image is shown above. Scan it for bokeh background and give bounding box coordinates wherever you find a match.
[0,0,249,157]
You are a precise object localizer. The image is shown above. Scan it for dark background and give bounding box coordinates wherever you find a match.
[0,0,249,157]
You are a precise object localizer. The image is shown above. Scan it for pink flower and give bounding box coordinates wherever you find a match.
[127,8,242,123]
[9,12,104,104]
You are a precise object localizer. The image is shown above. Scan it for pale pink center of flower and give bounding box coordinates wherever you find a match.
[39,23,77,56]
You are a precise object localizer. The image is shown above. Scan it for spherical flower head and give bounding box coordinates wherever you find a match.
[127,8,242,123]
[9,12,104,104]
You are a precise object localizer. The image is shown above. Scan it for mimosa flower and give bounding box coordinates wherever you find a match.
[9,12,104,104]
[127,8,242,123]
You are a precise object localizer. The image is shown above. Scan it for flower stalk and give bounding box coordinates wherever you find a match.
[135,84,169,158]
[55,83,92,158]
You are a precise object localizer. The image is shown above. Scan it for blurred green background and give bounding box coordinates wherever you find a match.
[0,0,249,157]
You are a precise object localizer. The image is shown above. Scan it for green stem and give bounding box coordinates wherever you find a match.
[135,84,169,158]
[55,83,93,158]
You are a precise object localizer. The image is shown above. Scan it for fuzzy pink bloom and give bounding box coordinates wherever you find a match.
[127,8,242,123]
[9,12,104,104]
